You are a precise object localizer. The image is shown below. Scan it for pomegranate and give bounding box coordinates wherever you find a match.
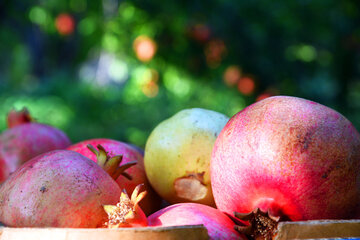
[0,148,135,228]
[144,108,229,207]
[211,96,360,239]
[103,184,148,228]
[148,203,244,240]
[0,108,71,182]
[67,138,161,215]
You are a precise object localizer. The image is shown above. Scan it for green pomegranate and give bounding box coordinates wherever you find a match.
[144,108,229,206]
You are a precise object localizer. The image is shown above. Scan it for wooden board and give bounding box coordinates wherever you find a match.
[275,219,360,240]
[0,225,209,240]
[1,220,360,239]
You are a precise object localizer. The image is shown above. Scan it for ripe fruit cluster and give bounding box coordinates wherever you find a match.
[0,96,359,240]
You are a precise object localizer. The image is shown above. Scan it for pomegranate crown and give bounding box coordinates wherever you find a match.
[103,184,148,228]
[234,208,281,240]
[7,108,33,128]
[87,144,137,180]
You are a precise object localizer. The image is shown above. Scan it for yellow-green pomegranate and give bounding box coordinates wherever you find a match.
[144,108,229,206]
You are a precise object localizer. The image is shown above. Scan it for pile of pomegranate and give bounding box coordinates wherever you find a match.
[0,96,359,240]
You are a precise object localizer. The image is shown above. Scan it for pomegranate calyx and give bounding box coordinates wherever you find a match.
[131,183,147,207]
[103,184,148,228]
[234,208,280,240]
[186,171,206,183]
[7,108,33,128]
[87,144,137,180]
[174,171,208,201]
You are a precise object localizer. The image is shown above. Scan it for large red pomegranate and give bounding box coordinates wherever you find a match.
[0,149,135,228]
[148,203,244,240]
[0,150,120,227]
[211,96,360,238]
[67,138,161,215]
[0,108,71,182]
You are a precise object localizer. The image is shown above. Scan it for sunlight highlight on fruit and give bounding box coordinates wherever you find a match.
[55,13,75,35]
[133,35,157,62]
[223,65,242,86]
[237,77,255,95]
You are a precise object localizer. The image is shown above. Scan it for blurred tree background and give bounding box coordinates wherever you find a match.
[1,0,360,147]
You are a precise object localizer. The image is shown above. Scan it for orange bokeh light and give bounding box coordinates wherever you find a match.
[237,77,255,95]
[223,65,242,86]
[256,92,273,102]
[205,39,226,68]
[133,35,157,62]
[145,69,159,83]
[55,13,75,35]
[141,68,159,98]
[142,81,159,98]
[191,24,211,43]
[256,88,279,101]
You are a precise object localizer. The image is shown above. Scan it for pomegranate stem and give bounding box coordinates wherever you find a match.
[7,108,33,128]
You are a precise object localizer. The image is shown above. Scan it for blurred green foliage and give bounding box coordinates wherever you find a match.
[1,0,360,147]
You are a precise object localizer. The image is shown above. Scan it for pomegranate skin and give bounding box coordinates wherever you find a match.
[67,138,161,216]
[148,203,244,240]
[0,150,120,228]
[211,96,360,221]
[0,122,71,182]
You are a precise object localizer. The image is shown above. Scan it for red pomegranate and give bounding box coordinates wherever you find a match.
[0,149,135,227]
[67,138,161,215]
[0,108,71,183]
[148,203,244,240]
[211,96,360,239]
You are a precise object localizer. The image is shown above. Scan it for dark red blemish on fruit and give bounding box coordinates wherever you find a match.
[40,186,47,193]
